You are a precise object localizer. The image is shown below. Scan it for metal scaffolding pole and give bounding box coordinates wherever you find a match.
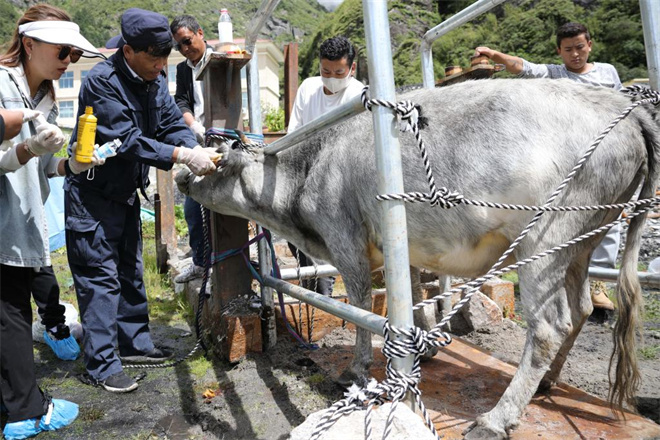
[421,0,507,89]
[640,0,660,91]
[245,0,281,349]
[362,0,415,392]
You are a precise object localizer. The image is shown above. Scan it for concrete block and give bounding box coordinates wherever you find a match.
[480,277,515,318]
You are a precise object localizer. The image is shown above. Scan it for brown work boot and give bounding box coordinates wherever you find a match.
[590,281,615,310]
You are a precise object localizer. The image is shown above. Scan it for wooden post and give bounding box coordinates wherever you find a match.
[197,53,262,361]
[155,170,177,273]
[283,42,298,129]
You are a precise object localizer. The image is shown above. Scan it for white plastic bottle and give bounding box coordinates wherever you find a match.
[218,8,233,45]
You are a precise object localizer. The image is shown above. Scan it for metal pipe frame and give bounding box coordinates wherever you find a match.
[245,0,282,349]
[639,0,660,91]
[362,0,415,385]
[279,264,340,281]
[262,94,366,155]
[421,0,507,89]
[263,275,386,336]
[589,267,660,289]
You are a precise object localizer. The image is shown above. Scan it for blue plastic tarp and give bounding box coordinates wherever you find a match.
[45,176,65,252]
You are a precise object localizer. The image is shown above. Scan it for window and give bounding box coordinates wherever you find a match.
[242,91,248,111]
[168,65,177,83]
[59,101,74,118]
[59,71,73,89]
[81,70,89,82]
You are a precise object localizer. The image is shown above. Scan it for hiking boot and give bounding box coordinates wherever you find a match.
[120,347,173,364]
[100,371,138,393]
[43,324,80,361]
[174,264,205,283]
[590,281,615,310]
[2,399,78,439]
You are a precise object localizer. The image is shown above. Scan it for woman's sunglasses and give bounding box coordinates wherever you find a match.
[174,36,194,52]
[58,45,83,63]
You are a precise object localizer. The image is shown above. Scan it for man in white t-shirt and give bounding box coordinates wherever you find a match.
[287,36,364,295]
[475,22,621,310]
[288,36,364,132]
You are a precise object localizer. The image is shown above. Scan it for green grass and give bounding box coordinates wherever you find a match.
[639,344,660,360]
[187,355,215,379]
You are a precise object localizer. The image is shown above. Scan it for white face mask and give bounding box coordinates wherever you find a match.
[321,68,352,94]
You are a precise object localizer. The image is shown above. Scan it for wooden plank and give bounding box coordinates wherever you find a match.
[311,339,660,440]
[283,43,299,129]
[197,55,256,361]
[437,64,504,87]
[155,170,176,273]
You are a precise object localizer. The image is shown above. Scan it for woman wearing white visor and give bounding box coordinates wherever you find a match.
[0,4,110,439]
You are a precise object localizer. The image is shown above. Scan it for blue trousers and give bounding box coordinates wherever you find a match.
[184,196,205,267]
[65,190,155,381]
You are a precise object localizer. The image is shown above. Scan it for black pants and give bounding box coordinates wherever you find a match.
[31,266,65,329]
[0,264,46,422]
[287,243,334,295]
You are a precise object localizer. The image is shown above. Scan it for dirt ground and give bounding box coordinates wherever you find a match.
[27,216,660,439]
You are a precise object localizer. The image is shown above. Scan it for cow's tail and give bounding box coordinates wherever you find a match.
[609,107,660,413]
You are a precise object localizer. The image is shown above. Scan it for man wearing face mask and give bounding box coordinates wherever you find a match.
[286,36,363,296]
[288,36,363,132]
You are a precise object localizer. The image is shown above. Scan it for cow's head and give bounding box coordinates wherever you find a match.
[175,133,266,217]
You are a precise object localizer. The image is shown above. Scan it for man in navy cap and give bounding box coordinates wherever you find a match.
[64,8,218,393]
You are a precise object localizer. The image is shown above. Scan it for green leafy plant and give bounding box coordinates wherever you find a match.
[263,105,285,132]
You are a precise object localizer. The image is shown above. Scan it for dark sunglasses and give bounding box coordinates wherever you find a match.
[58,45,83,63]
[174,36,194,52]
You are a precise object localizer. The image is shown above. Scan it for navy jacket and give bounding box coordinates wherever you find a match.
[66,49,197,205]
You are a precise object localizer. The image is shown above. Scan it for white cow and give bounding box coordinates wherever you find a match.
[177,78,660,438]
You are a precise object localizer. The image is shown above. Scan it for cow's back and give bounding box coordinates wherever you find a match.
[319,79,651,276]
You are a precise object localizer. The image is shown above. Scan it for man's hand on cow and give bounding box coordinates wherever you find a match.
[175,145,218,176]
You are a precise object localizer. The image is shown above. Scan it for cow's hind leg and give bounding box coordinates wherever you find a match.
[464,259,574,439]
[334,257,375,387]
[538,255,593,392]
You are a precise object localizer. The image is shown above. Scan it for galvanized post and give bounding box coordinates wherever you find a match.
[421,0,508,89]
[362,0,415,396]
[640,0,660,91]
[245,0,281,350]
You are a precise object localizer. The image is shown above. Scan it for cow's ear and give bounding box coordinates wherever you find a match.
[230,140,243,150]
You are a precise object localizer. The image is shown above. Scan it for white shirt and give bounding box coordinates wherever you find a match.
[188,47,214,125]
[288,76,364,132]
[521,60,622,90]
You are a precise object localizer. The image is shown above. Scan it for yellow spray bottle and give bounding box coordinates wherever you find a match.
[75,106,97,163]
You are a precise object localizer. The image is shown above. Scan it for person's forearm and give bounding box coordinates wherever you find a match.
[15,142,35,165]
[475,47,525,74]
[182,112,196,128]
[0,109,25,139]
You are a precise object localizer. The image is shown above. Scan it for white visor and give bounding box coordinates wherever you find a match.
[18,20,103,58]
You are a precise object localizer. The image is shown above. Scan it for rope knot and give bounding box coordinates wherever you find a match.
[430,187,464,208]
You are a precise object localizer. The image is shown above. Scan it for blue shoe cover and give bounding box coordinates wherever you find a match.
[43,331,80,361]
[2,399,78,439]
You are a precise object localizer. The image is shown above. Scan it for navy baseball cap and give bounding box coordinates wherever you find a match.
[105,8,172,49]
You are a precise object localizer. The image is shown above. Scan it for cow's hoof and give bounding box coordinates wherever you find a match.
[421,346,439,361]
[462,418,507,440]
[337,369,367,388]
